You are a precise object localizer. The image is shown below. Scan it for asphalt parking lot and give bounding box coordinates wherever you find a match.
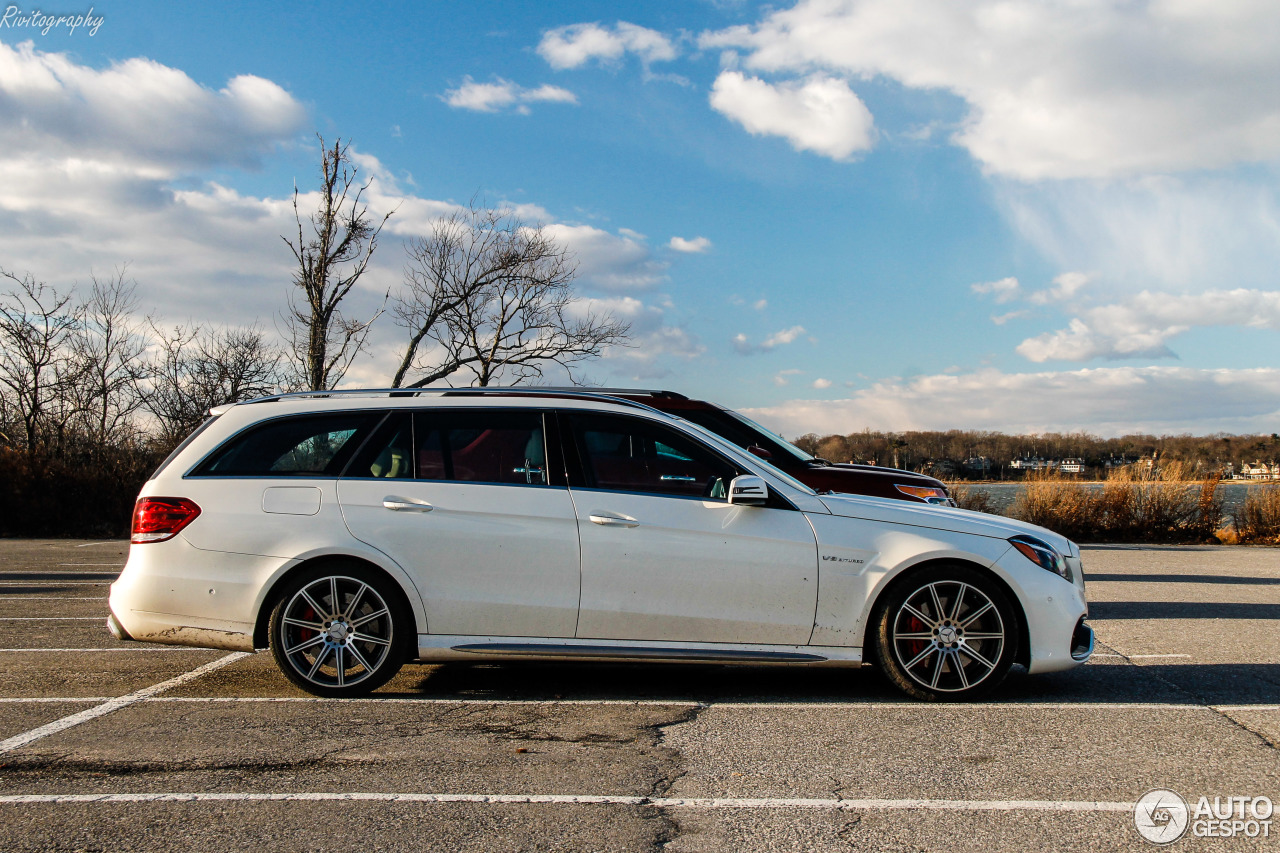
[0,541,1276,852]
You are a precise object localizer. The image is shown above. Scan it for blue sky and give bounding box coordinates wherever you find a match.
[3,0,1280,437]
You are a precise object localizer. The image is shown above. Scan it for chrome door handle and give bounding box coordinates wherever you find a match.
[589,514,639,528]
[660,474,697,482]
[383,496,433,512]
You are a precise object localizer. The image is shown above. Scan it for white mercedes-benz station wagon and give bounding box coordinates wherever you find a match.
[108,389,1093,701]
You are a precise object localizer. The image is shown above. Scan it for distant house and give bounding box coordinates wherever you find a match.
[1241,460,1278,480]
[1059,458,1085,474]
[1009,456,1050,471]
[963,456,993,476]
[1104,456,1136,469]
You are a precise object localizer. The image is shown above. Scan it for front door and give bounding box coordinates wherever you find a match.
[338,408,580,638]
[564,411,818,646]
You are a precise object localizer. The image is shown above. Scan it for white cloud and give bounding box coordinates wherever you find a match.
[0,39,305,170]
[733,324,807,354]
[773,368,802,386]
[543,223,668,292]
[581,295,705,380]
[702,0,1280,180]
[742,366,1280,438]
[998,175,1280,294]
[709,71,874,160]
[1028,271,1091,305]
[1016,288,1280,363]
[991,310,1027,326]
[669,235,712,253]
[970,276,1020,304]
[538,22,678,70]
[753,298,768,311]
[443,76,577,114]
[812,377,832,389]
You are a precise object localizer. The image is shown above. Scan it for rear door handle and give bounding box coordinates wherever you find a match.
[589,513,639,528]
[383,496,434,512]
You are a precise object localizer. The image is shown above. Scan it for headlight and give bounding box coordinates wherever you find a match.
[895,484,950,505]
[1009,535,1073,583]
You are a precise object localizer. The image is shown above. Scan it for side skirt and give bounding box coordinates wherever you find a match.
[415,635,863,667]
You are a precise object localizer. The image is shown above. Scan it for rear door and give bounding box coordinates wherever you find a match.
[337,407,581,638]
[563,411,819,646]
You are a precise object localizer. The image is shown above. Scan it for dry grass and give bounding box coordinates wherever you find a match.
[1232,486,1280,544]
[946,481,998,514]
[1007,463,1223,543]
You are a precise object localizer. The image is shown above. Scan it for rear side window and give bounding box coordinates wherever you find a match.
[341,408,551,487]
[190,412,382,477]
[420,409,548,486]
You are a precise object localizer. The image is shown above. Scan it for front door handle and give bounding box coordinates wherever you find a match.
[383,496,434,512]
[589,513,639,528]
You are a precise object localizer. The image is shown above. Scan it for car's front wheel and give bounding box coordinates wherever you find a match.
[268,566,409,697]
[871,565,1018,701]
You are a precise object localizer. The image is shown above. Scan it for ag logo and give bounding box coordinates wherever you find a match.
[1135,789,1190,844]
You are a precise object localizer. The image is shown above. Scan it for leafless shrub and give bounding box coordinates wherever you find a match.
[946,481,997,514]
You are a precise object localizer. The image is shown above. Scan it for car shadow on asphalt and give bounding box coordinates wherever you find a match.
[382,658,1280,706]
[1089,601,1280,619]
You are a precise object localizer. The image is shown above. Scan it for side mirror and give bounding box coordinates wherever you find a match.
[746,444,773,460]
[729,475,769,506]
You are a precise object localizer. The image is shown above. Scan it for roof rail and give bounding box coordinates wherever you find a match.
[237,387,676,418]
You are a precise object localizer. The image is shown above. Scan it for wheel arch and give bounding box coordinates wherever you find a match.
[253,553,421,657]
[860,556,1030,668]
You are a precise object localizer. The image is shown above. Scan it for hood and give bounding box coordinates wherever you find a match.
[816,493,1077,557]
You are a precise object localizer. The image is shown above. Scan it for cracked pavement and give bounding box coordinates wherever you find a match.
[0,540,1277,851]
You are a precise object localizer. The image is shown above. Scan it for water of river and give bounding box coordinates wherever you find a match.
[962,481,1268,517]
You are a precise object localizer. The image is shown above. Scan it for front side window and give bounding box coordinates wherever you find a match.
[568,413,739,500]
[191,412,381,477]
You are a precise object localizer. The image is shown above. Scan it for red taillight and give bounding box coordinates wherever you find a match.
[131,497,201,544]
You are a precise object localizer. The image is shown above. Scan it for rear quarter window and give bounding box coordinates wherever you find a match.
[189,412,383,477]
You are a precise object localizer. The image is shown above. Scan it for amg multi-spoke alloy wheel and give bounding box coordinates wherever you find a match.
[269,566,408,697]
[873,565,1018,701]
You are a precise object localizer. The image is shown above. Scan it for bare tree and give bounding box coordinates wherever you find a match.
[0,269,80,451]
[391,202,630,388]
[143,322,283,446]
[282,135,391,391]
[68,267,148,452]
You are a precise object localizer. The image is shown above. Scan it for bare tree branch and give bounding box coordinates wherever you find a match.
[281,134,392,391]
[391,201,630,388]
[0,269,80,451]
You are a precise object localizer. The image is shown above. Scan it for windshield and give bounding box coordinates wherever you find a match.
[725,411,815,462]
[674,417,816,495]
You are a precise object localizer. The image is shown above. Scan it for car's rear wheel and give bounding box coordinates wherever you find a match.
[269,566,408,697]
[872,565,1018,701]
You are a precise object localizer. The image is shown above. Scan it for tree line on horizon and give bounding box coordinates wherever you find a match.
[791,428,1280,479]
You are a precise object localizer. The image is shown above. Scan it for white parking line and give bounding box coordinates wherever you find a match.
[0,696,1243,710]
[0,597,107,600]
[0,617,107,621]
[0,652,248,755]
[0,583,109,586]
[0,698,110,703]
[56,563,122,567]
[75,542,122,548]
[1092,654,1192,659]
[0,792,1136,812]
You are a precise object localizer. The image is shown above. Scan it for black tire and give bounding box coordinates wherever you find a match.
[268,563,411,697]
[871,564,1019,701]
